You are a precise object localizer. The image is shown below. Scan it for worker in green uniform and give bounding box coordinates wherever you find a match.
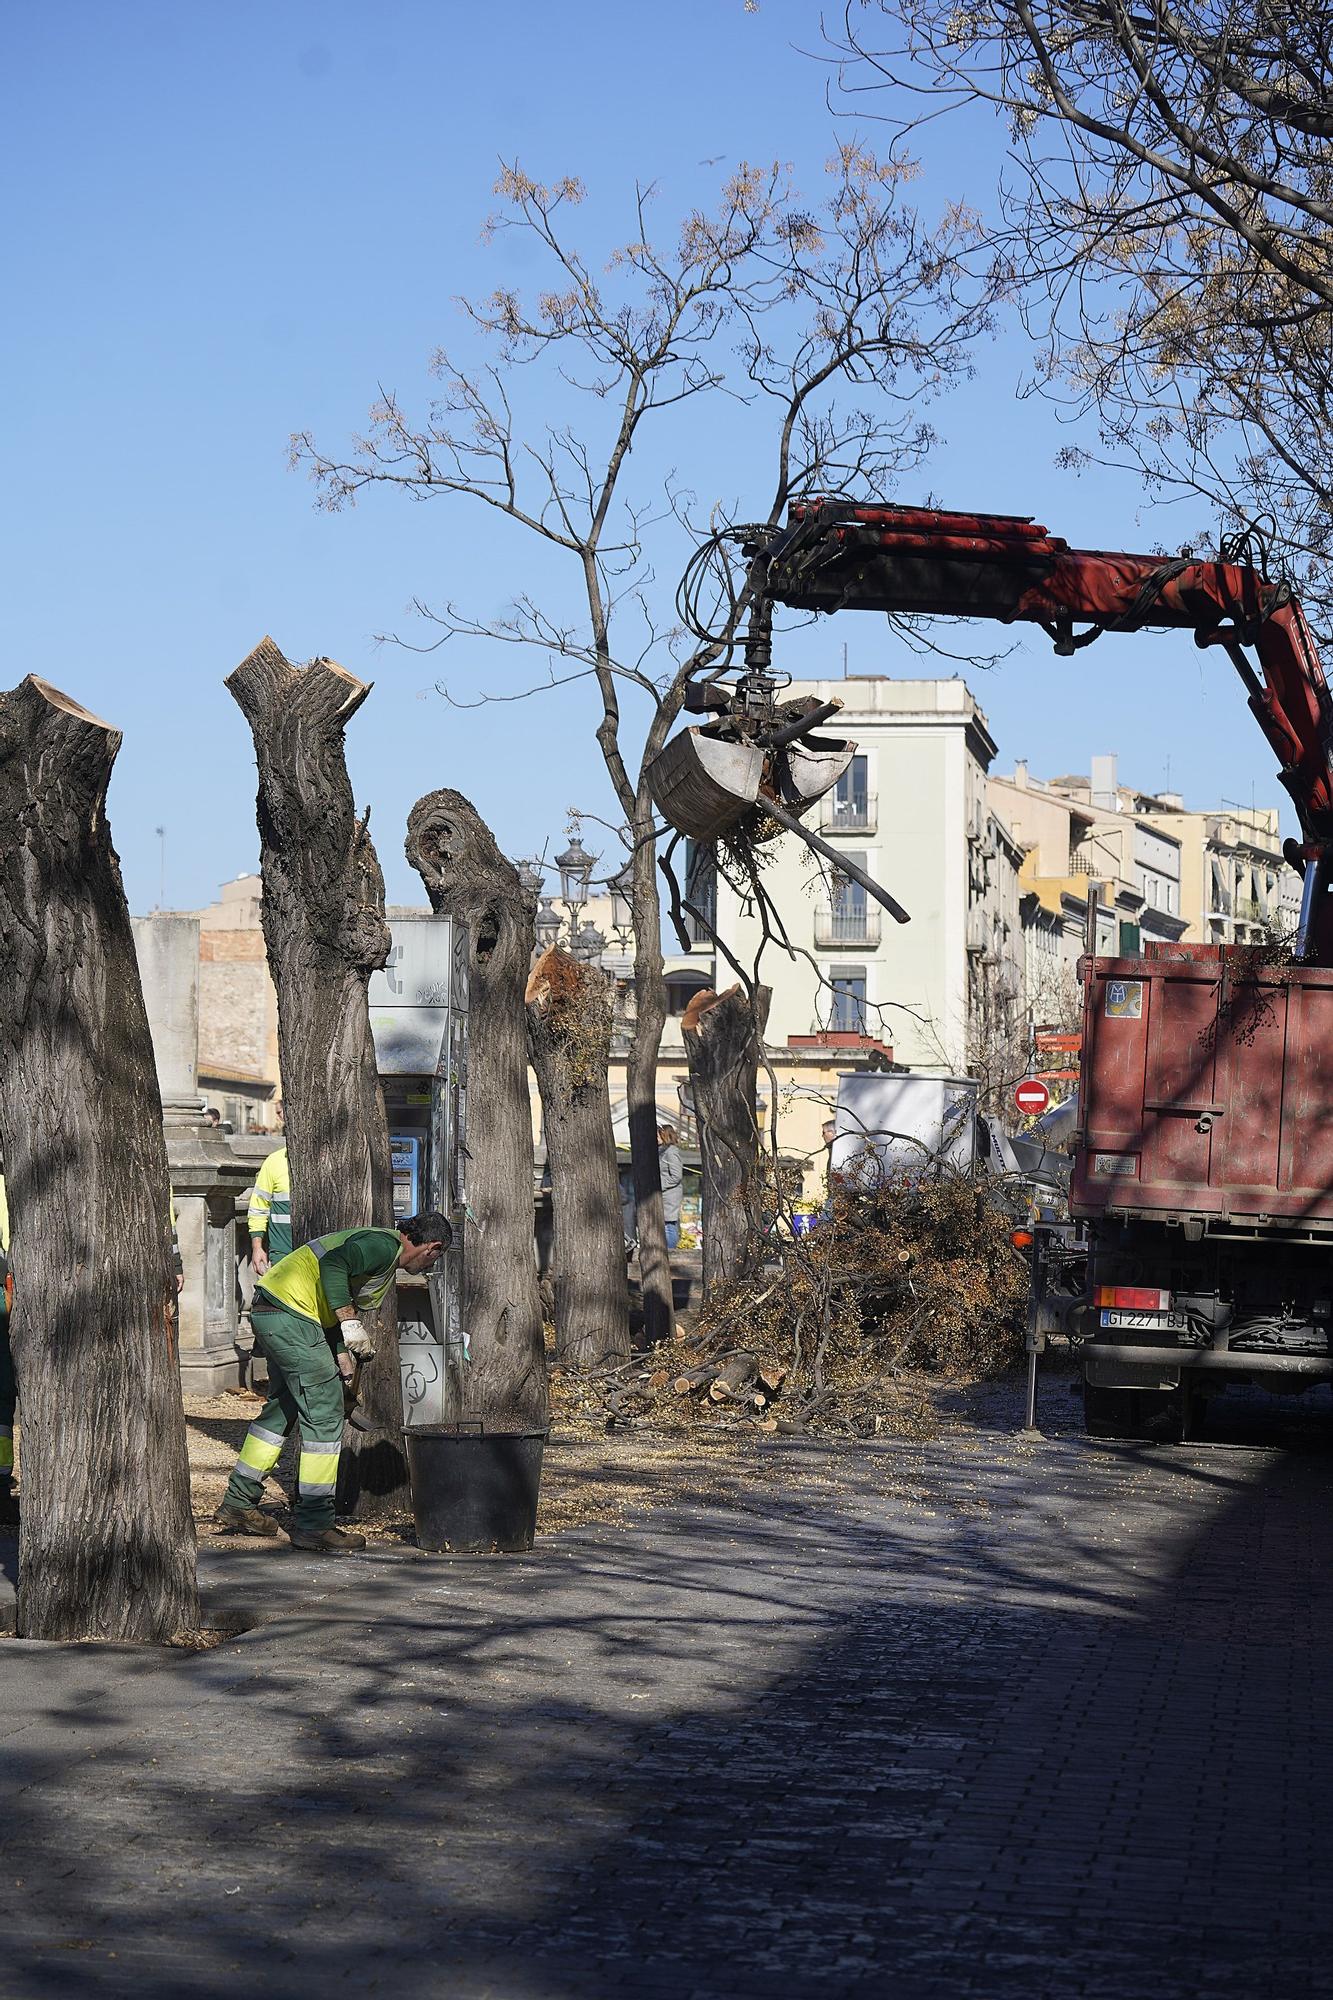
[215,1210,451,1553]
[0,1171,14,1526]
[248,1118,292,1273]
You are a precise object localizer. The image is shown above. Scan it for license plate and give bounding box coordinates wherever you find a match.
[1100,1308,1188,1330]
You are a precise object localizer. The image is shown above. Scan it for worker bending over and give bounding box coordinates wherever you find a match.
[217,1211,450,1553]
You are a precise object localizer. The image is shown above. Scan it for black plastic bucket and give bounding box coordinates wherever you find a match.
[406,1424,548,1553]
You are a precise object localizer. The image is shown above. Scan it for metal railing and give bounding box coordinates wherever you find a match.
[820,792,877,835]
[814,905,882,947]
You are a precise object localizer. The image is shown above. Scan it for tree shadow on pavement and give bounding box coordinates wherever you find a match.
[3,1404,1333,1999]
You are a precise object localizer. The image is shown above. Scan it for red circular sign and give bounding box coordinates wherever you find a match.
[1015,1078,1050,1116]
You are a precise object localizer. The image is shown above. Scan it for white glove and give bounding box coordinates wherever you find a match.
[341,1318,376,1362]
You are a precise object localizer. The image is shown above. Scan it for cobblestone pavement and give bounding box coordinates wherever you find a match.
[2,1374,1333,1998]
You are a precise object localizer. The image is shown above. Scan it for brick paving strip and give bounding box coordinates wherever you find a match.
[1,1381,1331,1997]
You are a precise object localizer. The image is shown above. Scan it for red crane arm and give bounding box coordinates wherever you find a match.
[764,502,1333,846]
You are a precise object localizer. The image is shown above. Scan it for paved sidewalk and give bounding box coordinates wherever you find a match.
[2,1380,1333,1997]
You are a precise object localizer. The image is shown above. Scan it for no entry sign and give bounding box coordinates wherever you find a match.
[1015,1078,1050,1117]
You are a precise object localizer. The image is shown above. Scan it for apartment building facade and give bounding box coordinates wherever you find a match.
[711,676,1025,1075]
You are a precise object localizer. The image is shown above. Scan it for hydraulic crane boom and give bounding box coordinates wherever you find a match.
[760,500,1333,961]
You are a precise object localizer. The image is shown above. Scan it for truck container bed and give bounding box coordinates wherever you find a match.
[1072,944,1333,1233]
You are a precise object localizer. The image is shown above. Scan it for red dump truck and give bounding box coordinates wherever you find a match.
[755,498,1333,1437]
[1071,941,1333,1436]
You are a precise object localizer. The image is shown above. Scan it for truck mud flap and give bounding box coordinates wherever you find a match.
[1084,1350,1181,1392]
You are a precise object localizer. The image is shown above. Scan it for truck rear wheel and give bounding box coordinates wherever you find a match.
[1083,1380,1186,1443]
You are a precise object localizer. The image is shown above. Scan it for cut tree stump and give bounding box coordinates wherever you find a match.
[226,639,403,1516]
[0,677,199,1641]
[407,790,548,1430]
[525,947,629,1368]
[683,982,772,1295]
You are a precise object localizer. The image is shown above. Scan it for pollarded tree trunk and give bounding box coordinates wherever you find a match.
[226,639,403,1516]
[0,678,198,1641]
[628,784,674,1343]
[407,790,548,1429]
[525,947,630,1369]
[683,982,772,1297]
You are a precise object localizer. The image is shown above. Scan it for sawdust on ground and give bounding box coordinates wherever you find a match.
[184,1354,955,1547]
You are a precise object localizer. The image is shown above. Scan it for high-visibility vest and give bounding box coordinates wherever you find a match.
[257,1228,401,1329]
[248,1146,293,1258]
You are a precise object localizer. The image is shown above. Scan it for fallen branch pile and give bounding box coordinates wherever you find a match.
[550,1174,1031,1440]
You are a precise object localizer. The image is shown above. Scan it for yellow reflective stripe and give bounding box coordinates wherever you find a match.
[238,1428,284,1476]
[298,1448,340,1493]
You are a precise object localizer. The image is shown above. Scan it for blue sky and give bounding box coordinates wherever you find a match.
[1,1,1285,915]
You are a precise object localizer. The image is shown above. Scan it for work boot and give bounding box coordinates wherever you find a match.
[213,1502,282,1539]
[0,1487,18,1527]
[288,1525,366,1554]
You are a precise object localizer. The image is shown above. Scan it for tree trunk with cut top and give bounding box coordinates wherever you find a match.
[407,790,548,1428]
[627,784,675,1343]
[525,946,629,1368]
[0,677,198,1641]
[226,639,403,1516]
[683,982,772,1296]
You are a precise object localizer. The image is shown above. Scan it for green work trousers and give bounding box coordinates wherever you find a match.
[0,1309,13,1487]
[223,1302,345,1531]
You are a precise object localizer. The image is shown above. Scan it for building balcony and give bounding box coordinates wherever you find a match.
[819,792,878,836]
[1234,896,1267,924]
[814,906,882,947]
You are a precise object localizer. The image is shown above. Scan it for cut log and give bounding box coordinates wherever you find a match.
[227,640,404,1517]
[0,677,198,1641]
[673,1362,722,1395]
[756,1362,788,1396]
[407,790,547,1429]
[711,1351,759,1396]
[683,983,772,1296]
[526,947,629,1368]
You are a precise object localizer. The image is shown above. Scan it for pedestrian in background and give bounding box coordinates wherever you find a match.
[248,1103,291,1274]
[658,1122,683,1252]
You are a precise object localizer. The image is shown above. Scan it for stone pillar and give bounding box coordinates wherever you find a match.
[132,916,254,1395]
[132,915,203,1117]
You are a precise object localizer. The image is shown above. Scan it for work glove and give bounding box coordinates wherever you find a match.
[341,1318,376,1363]
[336,1350,357,1383]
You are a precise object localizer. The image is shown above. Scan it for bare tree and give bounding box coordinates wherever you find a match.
[840,0,1333,613]
[226,641,404,1516]
[0,678,198,1641]
[293,151,993,1340]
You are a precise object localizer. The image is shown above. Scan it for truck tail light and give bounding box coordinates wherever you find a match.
[1011,1228,1034,1249]
[1096,1286,1172,1311]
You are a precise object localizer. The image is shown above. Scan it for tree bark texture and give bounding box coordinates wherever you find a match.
[683,982,772,1297]
[226,639,402,1515]
[407,790,548,1428]
[0,678,198,1641]
[525,948,629,1369]
[628,786,674,1343]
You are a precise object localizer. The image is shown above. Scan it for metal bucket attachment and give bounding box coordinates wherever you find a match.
[646,728,766,839]
[771,735,856,816]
